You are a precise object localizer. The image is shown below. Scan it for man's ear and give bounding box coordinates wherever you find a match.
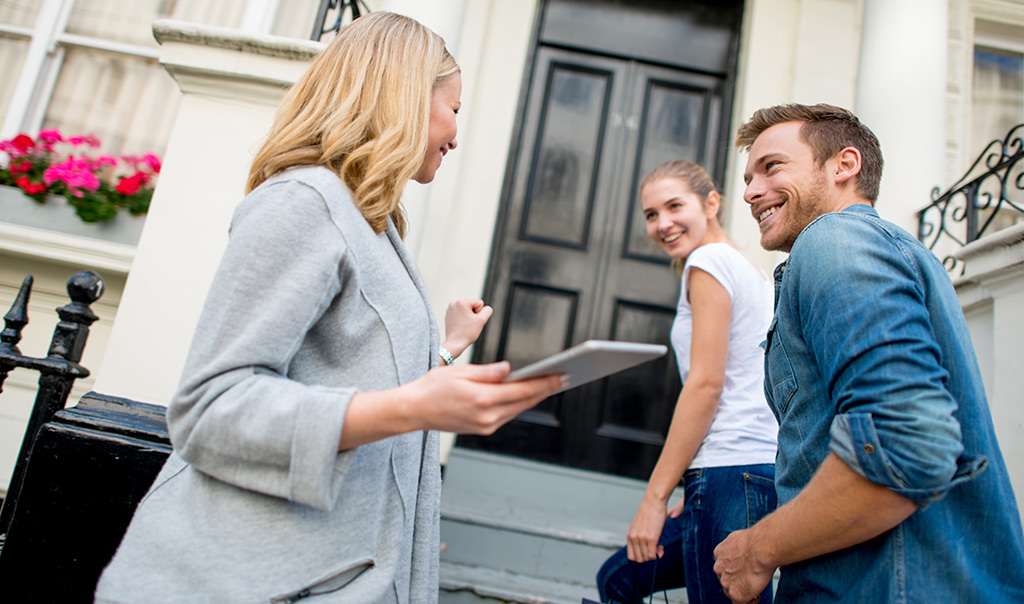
[833,146,862,185]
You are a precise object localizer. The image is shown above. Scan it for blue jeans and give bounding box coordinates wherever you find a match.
[682,464,776,604]
[596,513,685,603]
[597,464,776,604]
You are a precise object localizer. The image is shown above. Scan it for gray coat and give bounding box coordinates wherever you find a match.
[95,166,442,604]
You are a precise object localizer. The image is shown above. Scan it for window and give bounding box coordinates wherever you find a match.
[0,0,321,159]
[969,19,1024,236]
[972,20,1024,155]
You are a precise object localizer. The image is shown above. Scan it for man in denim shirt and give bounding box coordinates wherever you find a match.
[712,103,1024,603]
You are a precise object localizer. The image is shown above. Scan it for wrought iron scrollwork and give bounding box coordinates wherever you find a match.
[311,0,370,41]
[917,124,1024,275]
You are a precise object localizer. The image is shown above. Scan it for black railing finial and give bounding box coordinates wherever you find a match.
[0,276,33,389]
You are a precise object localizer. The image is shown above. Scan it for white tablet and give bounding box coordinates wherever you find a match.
[504,339,668,394]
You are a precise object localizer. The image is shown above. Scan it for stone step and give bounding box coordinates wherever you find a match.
[439,560,594,604]
[438,448,687,603]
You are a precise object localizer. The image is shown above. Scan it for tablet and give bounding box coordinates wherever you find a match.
[504,340,668,393]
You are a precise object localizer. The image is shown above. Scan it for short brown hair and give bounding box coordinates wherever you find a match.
[735,103,883,203]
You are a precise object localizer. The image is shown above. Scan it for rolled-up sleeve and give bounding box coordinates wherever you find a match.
[793,214,974,507]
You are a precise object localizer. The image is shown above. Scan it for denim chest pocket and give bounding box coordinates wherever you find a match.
[764,316,798,414]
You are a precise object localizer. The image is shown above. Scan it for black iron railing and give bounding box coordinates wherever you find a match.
[918,124,1024,275]
[311,0,370,41]
[0,271,103,541]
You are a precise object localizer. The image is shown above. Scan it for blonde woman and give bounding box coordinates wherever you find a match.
[621,160,778,604]
[95,13,561,604]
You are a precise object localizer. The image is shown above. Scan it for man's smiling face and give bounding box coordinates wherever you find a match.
[742,121,837,253]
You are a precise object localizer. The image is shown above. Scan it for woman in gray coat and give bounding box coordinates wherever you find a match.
[95,12,563,604]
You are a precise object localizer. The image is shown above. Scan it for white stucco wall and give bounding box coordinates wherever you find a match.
[955,225,1024,521]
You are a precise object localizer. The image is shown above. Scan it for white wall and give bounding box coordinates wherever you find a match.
[955,224,1024,521]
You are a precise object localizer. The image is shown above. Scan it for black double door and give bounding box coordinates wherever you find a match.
[462,0,744,480]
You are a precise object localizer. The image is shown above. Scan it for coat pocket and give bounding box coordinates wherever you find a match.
[270,558,375,603]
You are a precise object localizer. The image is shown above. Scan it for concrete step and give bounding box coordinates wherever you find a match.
[439,560,595,604]
[438,448,687,603]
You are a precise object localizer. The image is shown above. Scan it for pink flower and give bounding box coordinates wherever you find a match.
[67,134,100,148]
[140,153,161,173]
[38,129,63,145]
[44,157,101,195]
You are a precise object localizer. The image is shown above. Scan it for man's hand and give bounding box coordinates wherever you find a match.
[713,528,775,604]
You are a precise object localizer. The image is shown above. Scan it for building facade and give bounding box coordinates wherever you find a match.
[2,1,1023,599]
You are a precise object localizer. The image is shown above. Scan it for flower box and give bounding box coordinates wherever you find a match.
[0,184,145,245]
[0,130,159,238]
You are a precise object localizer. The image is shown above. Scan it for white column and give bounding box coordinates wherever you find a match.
[855,0,947,233]
[92,21,321,404]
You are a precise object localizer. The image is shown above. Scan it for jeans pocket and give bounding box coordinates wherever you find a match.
[683,468,705,509]
[742,470,778,526]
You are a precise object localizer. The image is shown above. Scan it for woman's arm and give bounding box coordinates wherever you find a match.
[340,362,565,450]
[627,267,732,562]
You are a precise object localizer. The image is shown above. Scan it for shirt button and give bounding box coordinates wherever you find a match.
[863,444,875,455]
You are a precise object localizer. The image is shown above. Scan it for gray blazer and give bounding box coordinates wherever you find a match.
[96,166,442,604]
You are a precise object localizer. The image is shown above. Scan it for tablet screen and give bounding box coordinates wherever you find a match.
[504,340,667,393]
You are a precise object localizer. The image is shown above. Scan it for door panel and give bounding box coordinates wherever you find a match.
[521,63,611,247]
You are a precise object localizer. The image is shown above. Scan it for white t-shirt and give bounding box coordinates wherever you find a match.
[671,242,778,468]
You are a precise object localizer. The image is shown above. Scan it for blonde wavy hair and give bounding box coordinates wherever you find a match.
[246,12,460,237]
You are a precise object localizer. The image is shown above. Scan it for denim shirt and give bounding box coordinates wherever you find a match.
[764,204,1024,603]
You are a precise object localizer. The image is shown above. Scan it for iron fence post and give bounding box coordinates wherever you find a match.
[0,270,103,540]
